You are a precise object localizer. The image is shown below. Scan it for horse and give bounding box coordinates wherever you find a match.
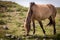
[24,2,57,36]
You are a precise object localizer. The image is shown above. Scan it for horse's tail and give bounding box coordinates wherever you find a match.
[47,4,57,17]
[47,4,57,26]
[50,4,57,17]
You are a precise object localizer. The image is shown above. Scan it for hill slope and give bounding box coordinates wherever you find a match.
[0,1,28,40]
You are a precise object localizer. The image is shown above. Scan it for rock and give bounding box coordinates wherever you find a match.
[0,38,3,40]
[17,37,21,40]
[5,34,12,38]
[11,35,17,39]
[3,25,9,30]
[5,34,20,40]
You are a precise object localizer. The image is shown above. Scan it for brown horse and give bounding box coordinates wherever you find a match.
[24,2,57,36]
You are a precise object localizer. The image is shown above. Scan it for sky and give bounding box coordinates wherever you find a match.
[1,0,60,7]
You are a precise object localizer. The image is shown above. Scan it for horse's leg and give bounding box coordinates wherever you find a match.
[47,16,56,35]
[38,21,46,35]
[52,18,56,35]
[47,17,53,26]
[32,20,35,34]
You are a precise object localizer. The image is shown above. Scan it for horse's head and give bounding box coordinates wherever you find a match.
[24,19,30,36]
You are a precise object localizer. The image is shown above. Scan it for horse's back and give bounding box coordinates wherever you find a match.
[31,4,56,20]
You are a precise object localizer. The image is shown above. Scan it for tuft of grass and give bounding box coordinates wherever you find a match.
[0,20,6,25]
[0,13,7,17]
[7,9,14,12]
[15,22,22,27]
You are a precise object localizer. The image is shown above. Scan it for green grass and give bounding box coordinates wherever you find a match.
[0,1,60,40]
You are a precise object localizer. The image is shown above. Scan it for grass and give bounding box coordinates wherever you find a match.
[0,1,60,40]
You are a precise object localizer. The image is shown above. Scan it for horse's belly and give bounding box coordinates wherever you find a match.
[34,15,49,20]
[33,12,51,20]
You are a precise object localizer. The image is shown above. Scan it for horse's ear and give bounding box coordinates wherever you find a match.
[30,2,35,7]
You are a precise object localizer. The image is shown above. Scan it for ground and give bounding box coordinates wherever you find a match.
[0,1,60,40]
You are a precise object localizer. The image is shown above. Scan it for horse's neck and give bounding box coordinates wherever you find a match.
[26,13,32,24]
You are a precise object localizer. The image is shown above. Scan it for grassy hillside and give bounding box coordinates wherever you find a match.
[0,1,60,40]
[0,1,28,40]
[56,7,60,13]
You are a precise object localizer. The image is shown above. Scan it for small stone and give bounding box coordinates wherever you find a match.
[50,39,54,40]
[43,38,46,40]
[0,38,3,40]
[11,35,17,39]
[17,37,21,40]
[35,38,38,40]
[5,34,12,38]
[3,25,9,30]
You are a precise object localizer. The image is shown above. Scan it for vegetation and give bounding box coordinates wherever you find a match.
[0,1,60,40]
